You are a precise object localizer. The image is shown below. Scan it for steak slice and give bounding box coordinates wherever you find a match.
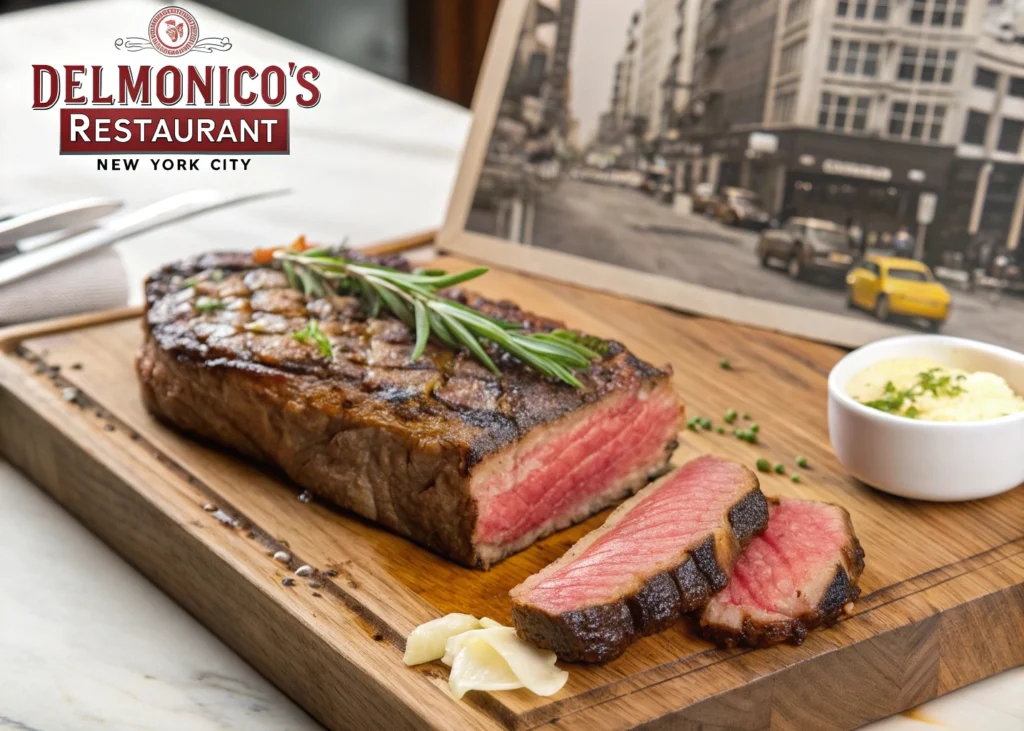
[699,497,865,648]
[137,251,683,569]
[509,455,769,663]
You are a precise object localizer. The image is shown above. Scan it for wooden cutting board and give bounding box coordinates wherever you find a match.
[1,255,1021,731]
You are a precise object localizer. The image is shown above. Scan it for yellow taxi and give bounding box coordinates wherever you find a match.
[846,254,951,331]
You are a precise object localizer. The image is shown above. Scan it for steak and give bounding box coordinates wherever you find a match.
[699,497,865,648]
[509,455,769,662]
[137,251,683,569]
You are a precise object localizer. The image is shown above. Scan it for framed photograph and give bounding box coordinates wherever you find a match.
[439,0,1024,352]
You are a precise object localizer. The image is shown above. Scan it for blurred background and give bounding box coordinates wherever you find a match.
[0,0,499,107]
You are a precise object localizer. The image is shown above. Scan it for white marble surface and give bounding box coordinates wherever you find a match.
[0,461,320,731]
[0,1,1020,729]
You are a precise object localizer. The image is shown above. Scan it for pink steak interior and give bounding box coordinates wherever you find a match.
[521,455,750,615]
[472,384,680,552]
[708,499,846,619]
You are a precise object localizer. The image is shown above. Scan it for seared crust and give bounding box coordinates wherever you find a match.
[699,499,866,649]
[138,251,679,567]
[510,486,769,663]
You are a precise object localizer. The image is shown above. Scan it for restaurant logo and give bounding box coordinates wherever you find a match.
[31,5,321,168]
[115,6,231,56]
[148,7,200,56]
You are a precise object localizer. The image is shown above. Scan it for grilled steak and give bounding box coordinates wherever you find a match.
[509,456,769,662]
[137,251,683,569]
[699,497,865,648]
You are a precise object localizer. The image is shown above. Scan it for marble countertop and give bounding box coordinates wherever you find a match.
[0,2,1020,729]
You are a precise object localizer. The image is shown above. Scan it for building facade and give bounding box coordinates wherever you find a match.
[595,11,642,149]
[543,0,576,136]
[948,2,1024,259]
[634,0,682,140]
[614,14,642,134]
[671,0,1024,263]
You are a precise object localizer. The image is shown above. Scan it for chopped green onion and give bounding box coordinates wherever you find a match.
[773,463,785,474]
[724,408,738,424]
[756,458,771,473]
[735,429,757,444]
[796,456,809,469]
[719,358,732,370]
[791,473,801,483]
[750,423,760,434]
[742,411,751,420]
[716,426,725,434]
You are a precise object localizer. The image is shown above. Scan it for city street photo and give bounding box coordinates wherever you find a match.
[462,0,1024,351]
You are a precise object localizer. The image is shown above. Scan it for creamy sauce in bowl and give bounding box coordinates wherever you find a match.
[846,356,1024,422]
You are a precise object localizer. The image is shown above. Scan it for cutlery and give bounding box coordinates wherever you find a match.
[0,188,290,288]
[0,197,123,250]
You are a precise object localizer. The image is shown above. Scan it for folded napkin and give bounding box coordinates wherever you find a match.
[0,247,129,326]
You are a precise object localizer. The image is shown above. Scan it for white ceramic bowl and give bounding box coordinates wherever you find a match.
[828,335,1024,501]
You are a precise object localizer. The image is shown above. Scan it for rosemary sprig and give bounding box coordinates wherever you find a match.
[272,249,600,387]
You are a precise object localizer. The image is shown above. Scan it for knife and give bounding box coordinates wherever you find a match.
[0,188,290,288]
[0,197,123,250]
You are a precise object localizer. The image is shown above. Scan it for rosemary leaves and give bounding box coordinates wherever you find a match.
[271,247,600,387]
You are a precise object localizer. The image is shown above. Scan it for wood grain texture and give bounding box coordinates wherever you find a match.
[1,256,1021,731]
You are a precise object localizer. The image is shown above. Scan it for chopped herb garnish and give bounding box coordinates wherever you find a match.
[182,269,225,290]
[735,429,757,444]
[773,463,785,474]
[795,456,809,469]
[791,473,801,483]
[716,426,725,434]
[756,458,771,473]
[699,416,712,430]
[293,319,333,358]
[719,358,732,370]
[860,368,966,419]
[724,408,738,424]
[742,411,751,420]
[918,368,965,398]
[195,297,225,312]
[749,423,760,434]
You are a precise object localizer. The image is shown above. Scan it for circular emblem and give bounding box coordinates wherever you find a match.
[148,6,199,56]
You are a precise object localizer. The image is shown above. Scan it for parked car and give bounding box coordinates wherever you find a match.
[846,255,951,331]
[709,187,772,230]
[640,167,674,203]
[757,217,854,284]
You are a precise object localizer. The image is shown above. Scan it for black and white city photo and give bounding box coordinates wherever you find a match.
[465,0,1024,351]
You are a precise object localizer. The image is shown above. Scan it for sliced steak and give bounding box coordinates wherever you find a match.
[137,251,683,569]
[509,456,769,662]
[699,497,865,648]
